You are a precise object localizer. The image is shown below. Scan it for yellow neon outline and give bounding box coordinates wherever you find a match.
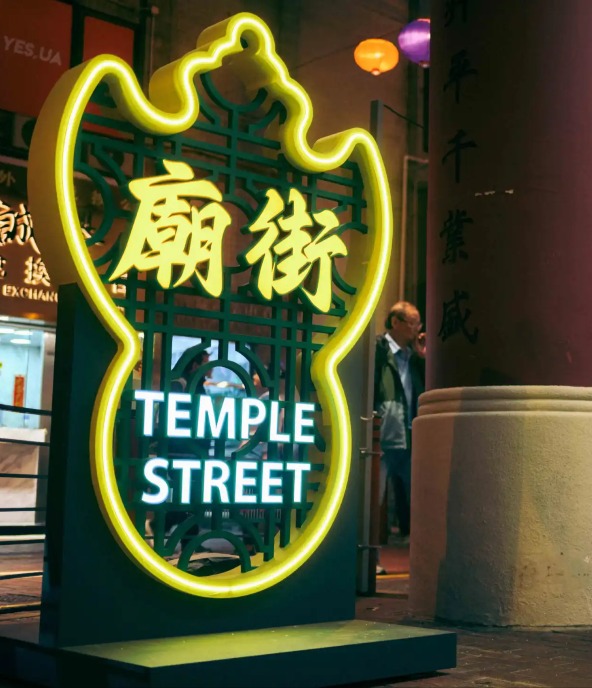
[28,12,393,598]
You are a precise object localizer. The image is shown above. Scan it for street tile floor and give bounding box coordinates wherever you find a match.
[356,579,592,687]
[1,549,592,687]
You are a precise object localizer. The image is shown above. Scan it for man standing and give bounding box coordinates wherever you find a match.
[374,301,425,555]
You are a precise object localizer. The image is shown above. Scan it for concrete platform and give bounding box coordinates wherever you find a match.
[0,617,455,688]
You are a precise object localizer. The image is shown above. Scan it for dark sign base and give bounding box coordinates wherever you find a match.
[43,285,362,646]
[0,617,455,688]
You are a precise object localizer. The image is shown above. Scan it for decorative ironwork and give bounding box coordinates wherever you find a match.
[75,73,366,578]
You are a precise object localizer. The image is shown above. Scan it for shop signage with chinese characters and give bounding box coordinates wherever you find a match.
[0,197,57,319]
[0,161,126,321]
[29,12,393,600]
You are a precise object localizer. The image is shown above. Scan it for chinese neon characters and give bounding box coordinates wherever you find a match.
[109,161,348,313]
[110,160,231,295]
[244,188,347,312]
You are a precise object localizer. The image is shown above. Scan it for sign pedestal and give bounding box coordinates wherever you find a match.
[0,288,456,685]
[0,286,456,688]
[38,286,361,646]
[0,618,455,688]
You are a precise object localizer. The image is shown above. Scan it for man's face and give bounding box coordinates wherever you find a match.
[389,308,422,347]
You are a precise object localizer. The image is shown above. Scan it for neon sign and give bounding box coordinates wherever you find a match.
[109,160,347,312]
[134,390,315,444]
[28,12,393,598]
[142,458,311,506]
[136,388,315,506]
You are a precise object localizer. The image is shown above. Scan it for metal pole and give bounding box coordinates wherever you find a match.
[422,67,430,154]
[399,155,428,300]
[370,99,383,146]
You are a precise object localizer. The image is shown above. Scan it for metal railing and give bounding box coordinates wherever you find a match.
[0,402,51,613]
[357,413,382,595]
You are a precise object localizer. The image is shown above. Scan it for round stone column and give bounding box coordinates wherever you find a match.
[410,0,592,625]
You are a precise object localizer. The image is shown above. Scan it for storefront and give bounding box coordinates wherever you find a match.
[0,0,141,579]
[0,160,56,532]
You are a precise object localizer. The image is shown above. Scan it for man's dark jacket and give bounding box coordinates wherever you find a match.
[373,334,425,450]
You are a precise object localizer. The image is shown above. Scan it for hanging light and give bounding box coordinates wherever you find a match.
[354,38,400,76]
[397,18,430,67]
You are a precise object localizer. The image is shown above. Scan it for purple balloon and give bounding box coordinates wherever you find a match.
[398,18,430,67]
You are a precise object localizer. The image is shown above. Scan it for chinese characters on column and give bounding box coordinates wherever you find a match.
[440,209,473,263]
[438,289,478,343]
[441,129,476,184]
[443,50,478,104]
[439,0,479,344]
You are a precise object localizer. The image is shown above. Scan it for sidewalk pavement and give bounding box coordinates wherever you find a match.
[357,544,592,687]
[1,549,592,687]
